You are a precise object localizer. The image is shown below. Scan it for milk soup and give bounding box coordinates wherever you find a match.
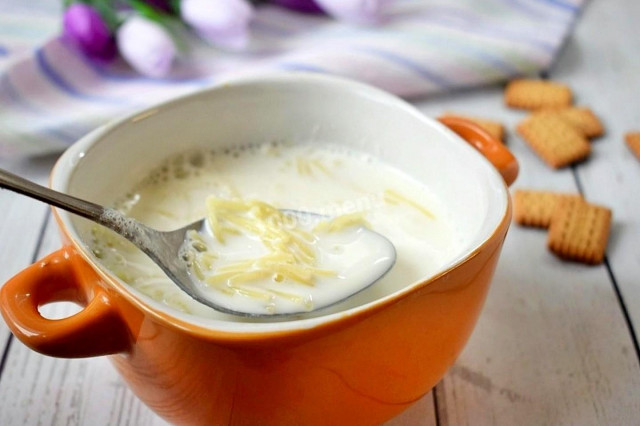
[88,142,460,320]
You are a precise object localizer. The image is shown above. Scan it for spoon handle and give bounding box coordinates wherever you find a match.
[0,168,165,263]
[0,168,106,223]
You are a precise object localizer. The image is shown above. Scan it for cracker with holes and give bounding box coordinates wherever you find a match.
[625,132,640,161]
[441,113,505,141]
[513,189,582,228]
[540,107,604,138]
[505,79,573,110]
[517,113,591,168]
[547,197,612,265]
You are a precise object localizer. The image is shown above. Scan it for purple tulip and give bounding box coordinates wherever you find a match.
[63,3,116,60]
[180,0,254,50]
[315,0,391,25]
[270,0,324,14]
[116,16,176,77]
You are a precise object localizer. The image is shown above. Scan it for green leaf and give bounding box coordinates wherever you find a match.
[130,0,168,21]
[93,0,121,30]
[170,0,181,15]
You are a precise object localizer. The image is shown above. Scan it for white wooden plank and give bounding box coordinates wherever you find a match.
[0,157,54,279]
[0,156,58,277]
[413,81,640,424]
[549,0,640,342]
[385,392,437,426]
[0,157,54,362]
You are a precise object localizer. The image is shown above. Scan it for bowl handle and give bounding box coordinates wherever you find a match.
[0,248,131,358]
[438,116,519,186]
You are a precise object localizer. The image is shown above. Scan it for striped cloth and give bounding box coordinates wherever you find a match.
[0,0,584,157]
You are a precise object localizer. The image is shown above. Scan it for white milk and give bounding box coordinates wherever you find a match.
[88,143,460,321]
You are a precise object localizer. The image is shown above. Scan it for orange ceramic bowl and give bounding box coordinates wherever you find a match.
[0,74,517,425]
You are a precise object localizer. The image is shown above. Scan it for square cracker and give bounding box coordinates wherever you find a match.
[547,198,612,265]
[517,113,590,168]
[625,132,640,161]
[513,190,582,228]
[441,113,505,141]
[540,107,604,138]
[505,79,572,110]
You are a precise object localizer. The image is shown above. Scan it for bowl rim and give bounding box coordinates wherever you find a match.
[50,72,512,341]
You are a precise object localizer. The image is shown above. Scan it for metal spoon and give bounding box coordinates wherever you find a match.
[0,168,396,318]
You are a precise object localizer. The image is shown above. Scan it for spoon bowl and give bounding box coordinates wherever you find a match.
[0,168,396,317]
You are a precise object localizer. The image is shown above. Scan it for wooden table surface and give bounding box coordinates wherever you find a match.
[1,0,639,424]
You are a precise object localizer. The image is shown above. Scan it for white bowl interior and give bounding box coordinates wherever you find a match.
[51,74,508,333]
